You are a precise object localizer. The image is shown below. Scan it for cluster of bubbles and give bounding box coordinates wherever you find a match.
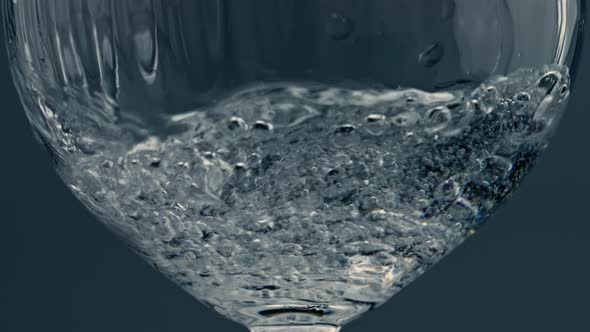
[41,64,570,326]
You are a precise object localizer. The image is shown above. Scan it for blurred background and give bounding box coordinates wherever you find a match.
[1,14,589,332]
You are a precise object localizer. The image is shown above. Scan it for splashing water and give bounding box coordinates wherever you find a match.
[35,65,569,326]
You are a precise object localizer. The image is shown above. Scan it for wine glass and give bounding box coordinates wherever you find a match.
[3,0,584,331]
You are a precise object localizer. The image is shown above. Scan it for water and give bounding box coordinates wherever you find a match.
[37,65,569,326]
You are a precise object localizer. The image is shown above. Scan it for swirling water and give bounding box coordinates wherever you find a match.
[33,65,569,327]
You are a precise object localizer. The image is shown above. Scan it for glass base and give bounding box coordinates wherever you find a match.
[250,325,340,332]
[220,303,369,328]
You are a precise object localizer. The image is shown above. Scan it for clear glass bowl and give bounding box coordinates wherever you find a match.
[3,1,585,331]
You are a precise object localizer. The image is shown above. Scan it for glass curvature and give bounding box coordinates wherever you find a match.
[3,1,585,331]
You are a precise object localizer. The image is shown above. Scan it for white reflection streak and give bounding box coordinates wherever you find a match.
[555,0,574,65]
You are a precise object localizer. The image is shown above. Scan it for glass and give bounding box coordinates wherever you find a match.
[3,1,584,331]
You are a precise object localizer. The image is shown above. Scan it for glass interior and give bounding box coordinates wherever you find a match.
[3,1,585,331]
[5,0,583,114]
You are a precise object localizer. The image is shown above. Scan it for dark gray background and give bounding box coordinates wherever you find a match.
[1,28,589,332]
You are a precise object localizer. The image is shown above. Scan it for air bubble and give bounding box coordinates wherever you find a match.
[365,114,387,135]
[134,28,159,84]
[366,114,386,123]
[425,106,452,133]
[404,94,418,105]
[246,153,262,168]
[228,117,248,131]
[176,161,190,169]
[392,111,421,127]
[514,92,531,102]
[253,121,274,131]
[537,71,561,96]
[327,13,354,40]
[203,152,216,160]
[472,85,500,114]
[333,153,350,166]
[559,84,569,97]
[512,92,532,114]
[333,124,356,134]
[149,158,162,168]
[435,178,461,202]
[418,43,445,68]
[331,124,360,147]
[326,169,339,177]
[101,160,114,169]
